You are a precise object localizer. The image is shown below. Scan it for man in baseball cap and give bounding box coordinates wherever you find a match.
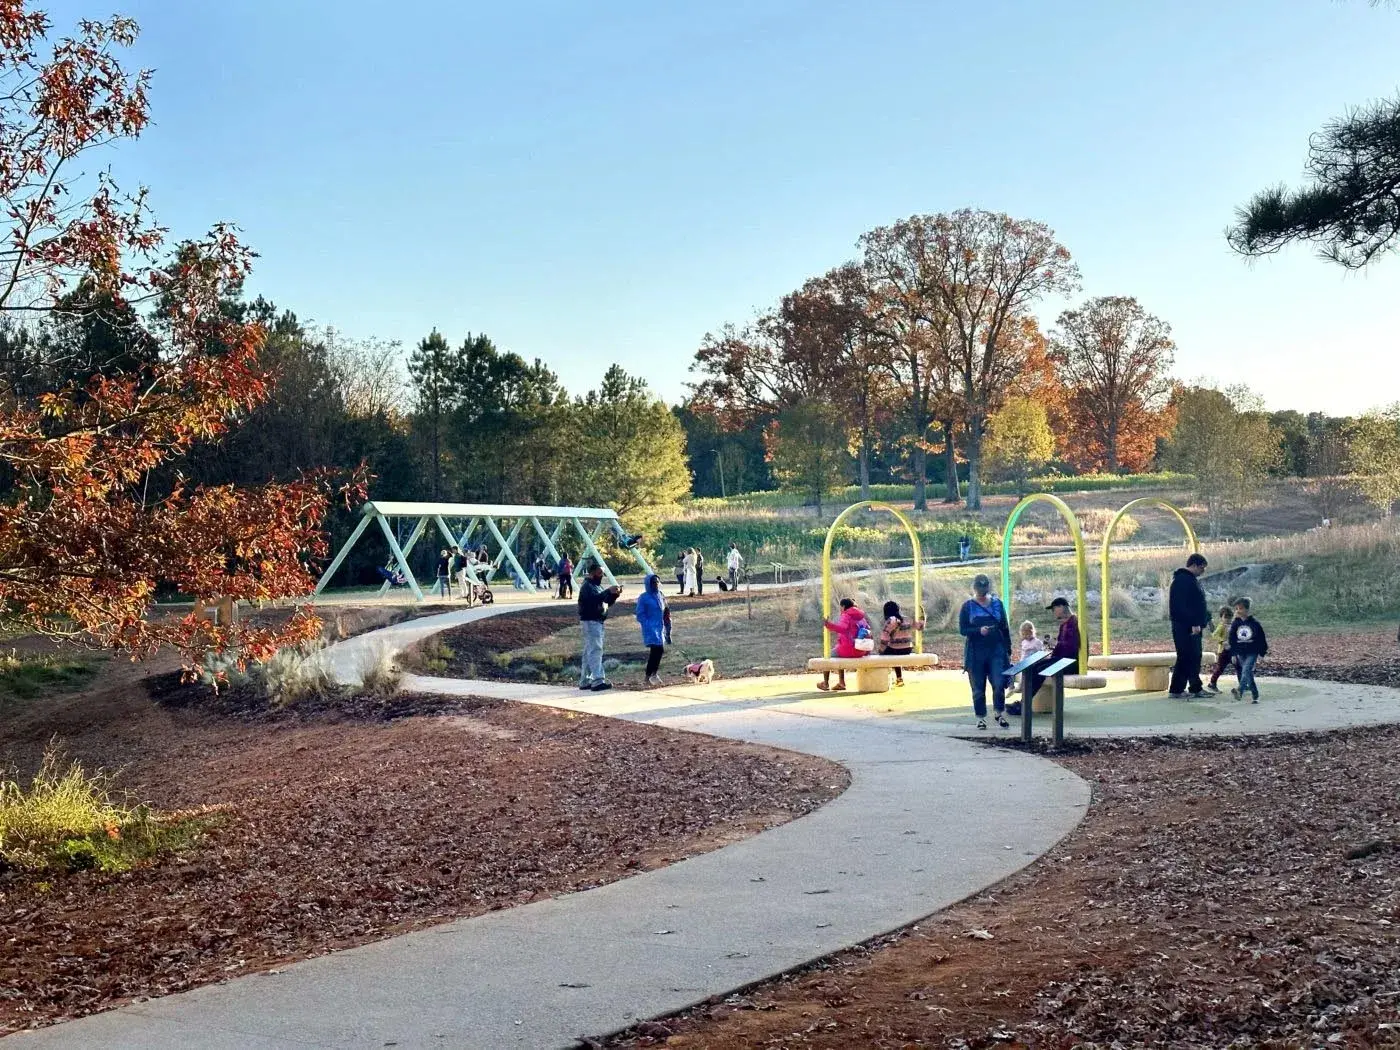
[1030,596,1081,699]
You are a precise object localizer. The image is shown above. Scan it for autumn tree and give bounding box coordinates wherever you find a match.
[918,210,1080,509]
[0,6,350,664]
[1051,296,1176,473]
[983,396,1055,496]
[1164,386,1281,537]
[858,218,962,509]
[764,399,851,516]
[1348,404,1400,515]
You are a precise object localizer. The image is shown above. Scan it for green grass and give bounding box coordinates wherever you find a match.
[0,748,220,876]
[0,652,98,701]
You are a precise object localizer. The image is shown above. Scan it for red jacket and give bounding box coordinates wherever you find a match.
[1050,614,1081,665]
[824,605,869,659]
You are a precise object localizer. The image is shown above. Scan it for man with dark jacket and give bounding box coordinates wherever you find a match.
[577,562,622,692]
[1168,552,1212,698]
[1029,596,1080,699]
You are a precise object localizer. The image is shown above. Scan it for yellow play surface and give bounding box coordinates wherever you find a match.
[718,672,1311,728]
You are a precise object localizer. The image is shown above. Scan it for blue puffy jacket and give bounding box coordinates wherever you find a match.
[635,574,668,647]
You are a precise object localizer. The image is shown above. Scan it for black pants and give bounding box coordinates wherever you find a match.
[697,571,704,595]
[645,645,664,677]
[1169,628,1204,695]
[1208,648,1233,686]
[558,574,572,599]
[1030,658,1078,700]
[884,646,913,679]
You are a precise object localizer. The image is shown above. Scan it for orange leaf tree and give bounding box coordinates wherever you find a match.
[0,4,354,666]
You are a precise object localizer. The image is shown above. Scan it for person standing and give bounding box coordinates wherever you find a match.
[577,562,622,691]
[635,574,670,687]
[674,552,686,596]
[959,534,972,563]
[695,548,706,595]
[557,553,574,600]
[959,573,1012,730]
[1168,552,1212,698]
[435,549,452,599]
[452,546,468,598]
[726,543,744,590]
[1228,596,1269,703]
[682,548,698,596]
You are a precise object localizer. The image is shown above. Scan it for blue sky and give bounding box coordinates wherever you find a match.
[46,0,1400,413]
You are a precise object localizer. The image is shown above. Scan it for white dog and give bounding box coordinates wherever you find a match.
[685,659,716,685]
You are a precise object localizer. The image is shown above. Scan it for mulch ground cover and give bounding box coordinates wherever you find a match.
[603,725,1400,1049]
[0,667,846,1033]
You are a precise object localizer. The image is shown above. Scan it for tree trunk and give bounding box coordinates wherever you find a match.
[942,422,961,503]
[964,420,983,511]
[1106,418,1120,474]
[912,443,928,511]
[858,430,871,500]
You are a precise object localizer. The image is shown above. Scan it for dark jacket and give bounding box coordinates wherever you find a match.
[1168,567,1210,633]
[1229,616,1269,657]
[578,578,618,622]
[959,596,1012,667]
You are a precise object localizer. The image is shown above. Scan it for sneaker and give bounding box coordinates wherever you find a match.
[1168,692,1186,699]
[1202,685,1220,696]
[976,718,987,730]
[1251,694,1260,704]
[646,675,663,687]
[591,681,613,692]
[893,678,905,688]
[1230,688,1241,700]
[1188,691,1207,700]
[578,681,595,691]
[995,714,1009,728]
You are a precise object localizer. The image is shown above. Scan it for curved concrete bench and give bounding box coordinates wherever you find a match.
[1026,673,1108,713]
[807,654,938,694]
[1087,652,1175,691]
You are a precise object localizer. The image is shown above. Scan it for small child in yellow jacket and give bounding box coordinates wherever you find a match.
[1206,605,1234,693]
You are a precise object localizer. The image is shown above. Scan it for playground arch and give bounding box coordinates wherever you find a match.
[999,493,1089,669]
[1099,497,1198,657]
[821,501,924,658]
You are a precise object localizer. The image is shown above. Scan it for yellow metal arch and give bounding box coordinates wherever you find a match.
[999,494,1089,669]
[1100,497,1198,657]
[822,501,923,657]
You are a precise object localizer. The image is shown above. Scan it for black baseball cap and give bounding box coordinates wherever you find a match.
[1046,597,1070,611]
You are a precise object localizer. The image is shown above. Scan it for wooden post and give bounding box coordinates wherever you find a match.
[1053,673,1065,748]
[1020,669,1033,743]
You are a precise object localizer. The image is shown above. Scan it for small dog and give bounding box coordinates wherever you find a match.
[685,659,716,685]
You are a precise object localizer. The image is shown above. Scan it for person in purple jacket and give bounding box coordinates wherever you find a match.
[1028,596,1080,699]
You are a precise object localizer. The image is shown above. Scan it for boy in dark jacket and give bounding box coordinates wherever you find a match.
[1228,596,1269,703]
[1167,553,1212,698]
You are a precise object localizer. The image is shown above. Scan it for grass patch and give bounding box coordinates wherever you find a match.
[0,747,222,876]
[0,652,97,701]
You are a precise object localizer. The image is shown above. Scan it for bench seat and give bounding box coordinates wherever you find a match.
[806,654,938,694]
[1087,652,1176,691]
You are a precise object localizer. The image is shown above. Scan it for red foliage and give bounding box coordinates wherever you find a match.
[0,4,356,666]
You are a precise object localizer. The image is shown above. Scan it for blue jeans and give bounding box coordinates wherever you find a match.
[1235,653,1259,698]
[580,621,606,685]
[967,649,1008,718]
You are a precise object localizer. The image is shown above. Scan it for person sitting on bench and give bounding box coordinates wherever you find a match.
[1028,597,1080,699]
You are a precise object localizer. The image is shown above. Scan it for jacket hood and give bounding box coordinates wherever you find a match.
[1173,567,1197,580]
[644,573,660,593]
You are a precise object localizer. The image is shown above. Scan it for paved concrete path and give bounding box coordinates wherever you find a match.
[10,607,1091,1050]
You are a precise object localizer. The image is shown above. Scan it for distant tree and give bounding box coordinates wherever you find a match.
[324,330,407,420]
[571,366,691,527]
[764,399,851,516]
[1164,386,1282,537]
[983,396,1055,496]
[407,330,455,499]
[1348,404,1400,515]
[1270,410,1310,476]
[1303,414,1354,521]
[1051,296,1175,473]
[858,219,962,509]
[919,210,1080,509]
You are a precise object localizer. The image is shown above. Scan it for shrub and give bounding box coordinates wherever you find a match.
[1079,509,1141,542]
[0,747,217,875]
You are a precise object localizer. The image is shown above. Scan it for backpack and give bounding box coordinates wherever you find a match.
[853,618,876,652]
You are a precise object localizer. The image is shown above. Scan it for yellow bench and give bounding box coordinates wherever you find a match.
[1086,652,1176,691]
[806,654,939,694]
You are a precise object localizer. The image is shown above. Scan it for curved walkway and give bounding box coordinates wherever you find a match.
[10,604,1090,1049]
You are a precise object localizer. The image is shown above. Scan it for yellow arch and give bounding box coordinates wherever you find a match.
[1099,497,1199,657]
[822,501,923,657]
[999,494,1089,669]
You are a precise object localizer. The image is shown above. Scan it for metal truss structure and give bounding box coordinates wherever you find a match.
[313,501,653,602]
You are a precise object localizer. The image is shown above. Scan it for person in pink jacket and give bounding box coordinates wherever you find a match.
[816,598,870,691]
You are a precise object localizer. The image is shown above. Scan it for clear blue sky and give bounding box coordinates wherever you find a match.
[47,0,1400,414]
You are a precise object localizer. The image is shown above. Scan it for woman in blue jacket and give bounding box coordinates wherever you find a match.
[635,574,670,688]
[959,573,1013,730]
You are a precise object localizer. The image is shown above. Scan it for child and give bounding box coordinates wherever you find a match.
[1207,605,1234,694]
[879,600,926,687]
[1228,597,1269,703]
[1016,620,1046,692]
